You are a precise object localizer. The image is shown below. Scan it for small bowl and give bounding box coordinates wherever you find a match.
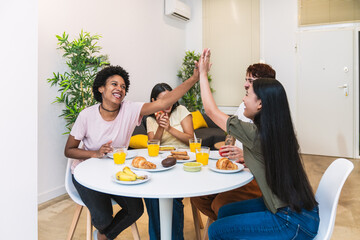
[183,162,203,172]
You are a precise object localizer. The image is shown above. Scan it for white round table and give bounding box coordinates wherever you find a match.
[74,149,253,239]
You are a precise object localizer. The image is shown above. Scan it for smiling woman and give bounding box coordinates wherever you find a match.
[63,64,199,240]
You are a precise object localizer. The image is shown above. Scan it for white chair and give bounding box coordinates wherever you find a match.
[65,158,141,240]
[314,158,354,240]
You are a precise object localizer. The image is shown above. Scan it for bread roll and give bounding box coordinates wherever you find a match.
[216,158,238,170]
[132,156,156,169]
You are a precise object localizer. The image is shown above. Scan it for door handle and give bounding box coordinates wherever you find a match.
[337,84,348,96]
[337,84,348,88]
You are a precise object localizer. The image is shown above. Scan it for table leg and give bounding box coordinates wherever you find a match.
[159,198,173,240]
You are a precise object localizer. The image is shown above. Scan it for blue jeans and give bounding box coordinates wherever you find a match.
[208,198,319,240]
[144,198,184,240]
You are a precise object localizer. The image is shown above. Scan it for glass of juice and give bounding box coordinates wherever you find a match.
[147,140,160,157]
[189,138,202,153]
[113,147,127,165]
[196,147,210,166]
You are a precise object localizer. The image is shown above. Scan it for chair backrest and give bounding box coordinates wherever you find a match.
[314,158,354,240]
[65,158,86,206]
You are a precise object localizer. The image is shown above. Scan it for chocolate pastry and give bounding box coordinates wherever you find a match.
[161,157,176,168]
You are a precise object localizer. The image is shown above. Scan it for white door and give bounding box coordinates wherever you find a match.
[296,28,354,158]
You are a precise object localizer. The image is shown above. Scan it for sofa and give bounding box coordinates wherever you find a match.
[130,112,226,150]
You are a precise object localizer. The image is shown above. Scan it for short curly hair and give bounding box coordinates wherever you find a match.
[246,63,276,79]
[92,65,130,103]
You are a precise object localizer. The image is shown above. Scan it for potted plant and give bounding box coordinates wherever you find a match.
[177,50,213,112]
[47,30,109,134]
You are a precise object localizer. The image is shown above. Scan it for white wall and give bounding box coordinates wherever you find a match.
[260,0,298,118]
[38,0,202,203]
[0,0,38,239]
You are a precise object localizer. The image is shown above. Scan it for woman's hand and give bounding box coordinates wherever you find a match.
[192,60,200,81]
[199,48,212,76]
[94,140,113,158]
[158,113,171,131]
[219,145,244,162]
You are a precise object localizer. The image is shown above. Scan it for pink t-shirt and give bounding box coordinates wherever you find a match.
[70,101,144,173]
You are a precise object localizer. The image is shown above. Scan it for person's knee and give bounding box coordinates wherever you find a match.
[128,199,144,221]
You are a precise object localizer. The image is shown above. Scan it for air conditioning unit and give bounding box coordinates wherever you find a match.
[165,0,191,21]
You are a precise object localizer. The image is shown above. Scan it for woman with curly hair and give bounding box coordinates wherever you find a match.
[198,49,319,239]
[64,65,199,240]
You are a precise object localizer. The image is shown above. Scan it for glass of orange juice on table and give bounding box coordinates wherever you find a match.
[196,147,210,166]
[113,147,127,165]
[147,140,160,157]
[189,138,202,153]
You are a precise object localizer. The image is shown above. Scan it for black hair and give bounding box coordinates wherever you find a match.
[92,65,130,103]
[252,78,317,212]
[149,83,179,118]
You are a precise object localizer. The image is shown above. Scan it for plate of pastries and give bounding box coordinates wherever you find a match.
[131,156,176,172]
[209,157,244,173]
[165,150,195,163]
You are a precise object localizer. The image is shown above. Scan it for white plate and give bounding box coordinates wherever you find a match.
[162,150,196,163]
[209,150,222,160]
[107,150,138,159]
[130,155,176,172]
[111,170,151,185]
[208,161,244,173]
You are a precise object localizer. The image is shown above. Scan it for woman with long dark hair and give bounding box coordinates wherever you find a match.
[144,82,194,240]
[198,49,319,239]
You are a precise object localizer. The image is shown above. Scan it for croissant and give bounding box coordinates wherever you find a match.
[131,156,157,169]
[216,158,238,170]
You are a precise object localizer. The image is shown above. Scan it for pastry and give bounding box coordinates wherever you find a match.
[132,156,156,169]
[216,158,238,170]
[168,154,190,160]
[161,157,176,167]
[159,146,176,151]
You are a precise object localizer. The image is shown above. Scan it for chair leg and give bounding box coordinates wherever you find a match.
[191,202,202,240]
[66,205,83,240]
[86,208,92,240]
[202,218,214,240]
[197,209,204,229]
[131,222,141,240]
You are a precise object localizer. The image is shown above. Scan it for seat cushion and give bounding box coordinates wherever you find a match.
[195,128,226,149]
[191,110,208,130]
[129,134,148,149]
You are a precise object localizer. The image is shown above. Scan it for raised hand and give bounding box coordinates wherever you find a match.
[199,48,212,75]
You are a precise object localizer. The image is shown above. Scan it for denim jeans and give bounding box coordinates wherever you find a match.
[208,198,319,240]
[72,175,144,240]
[144,198,184,240]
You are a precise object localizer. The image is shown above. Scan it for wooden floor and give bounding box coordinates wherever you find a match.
[38,155,360,240]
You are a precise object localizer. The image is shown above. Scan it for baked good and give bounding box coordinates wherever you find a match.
[131,156,156,169]
[168,151,190,160]
[216,158,238,170]
[161,157,176,167]
[159,146,176,151]
[171,151,188,156]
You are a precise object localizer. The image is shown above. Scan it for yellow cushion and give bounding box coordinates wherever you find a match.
[191,110,208,130]
[129,134,148,149]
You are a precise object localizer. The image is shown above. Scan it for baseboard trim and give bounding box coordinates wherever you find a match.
[38,185,66,204]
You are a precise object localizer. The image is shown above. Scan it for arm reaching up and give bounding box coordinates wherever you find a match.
[199,48,229,131]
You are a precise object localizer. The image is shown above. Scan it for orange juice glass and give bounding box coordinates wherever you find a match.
[189,138,202,153]
[147,140,160,157]
[196,147,210,166]
[113,147,127,165]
